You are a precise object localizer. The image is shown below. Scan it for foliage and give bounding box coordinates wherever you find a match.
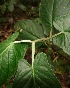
[0,0,70,88]
[0,32,28,86]
[13,53,61,88]
[0,0,26,14]
[15,18,45,40]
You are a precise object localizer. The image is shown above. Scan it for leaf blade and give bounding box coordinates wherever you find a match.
[53,32,70,55]
[40,0,70,35]
[15,19,45,40]
[40,0,70,55]
[13,53,61,88]
[0,32,28,86]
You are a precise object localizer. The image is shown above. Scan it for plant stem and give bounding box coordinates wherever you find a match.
[13,40,32,43]
[13,32,64,44]
[50,30,53,42]
[32,41,35,80]
[34,32,64,43]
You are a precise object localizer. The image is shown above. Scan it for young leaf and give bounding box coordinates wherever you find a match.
[13,52,61,88]
[0,32,28,86]
[15,19,45,40]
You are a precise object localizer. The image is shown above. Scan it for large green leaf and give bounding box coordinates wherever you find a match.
[15,19,45,40]
[40,0,70,35]
[53,15,70,55]
[40,0,70,55]
[53,15,70,32]
[0,32,28,86]
[13,52,61,88]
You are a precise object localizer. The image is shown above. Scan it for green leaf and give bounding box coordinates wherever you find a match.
[0,32,28,86]
[53,10,70,56]
[40,0,70,55]
[53,32,70,55]
[40,0,54,34]
[17,4,26,11]
[52,15,70,56]
[8,3,14,12]
[53,15,70,32]
[0,32,19,54]
[8,0,15,12]
[15,19,45,40]
[53,15,70,56]
[13,52,61,88]
[1,4,6,14]
[40,0,70,35]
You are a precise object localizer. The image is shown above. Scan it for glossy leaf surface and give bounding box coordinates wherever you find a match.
[13,52,61,88]
[0,32,28,86]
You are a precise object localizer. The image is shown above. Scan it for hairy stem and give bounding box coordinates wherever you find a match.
[13,32,64,44]
[34,32,64,43]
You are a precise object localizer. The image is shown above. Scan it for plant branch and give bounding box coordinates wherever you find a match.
[13,32,64,44]
[34,32,64,43]
[13,40,32,43]
[32,41,35,80]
